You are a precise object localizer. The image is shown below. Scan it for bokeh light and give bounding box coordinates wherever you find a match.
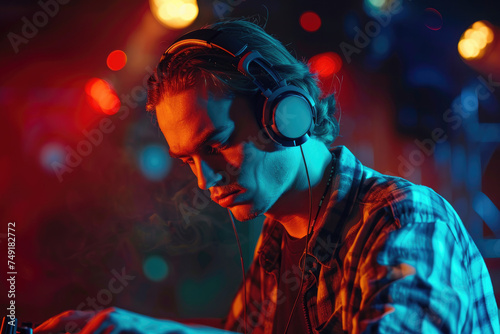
[458,20,495,60]
[367,0,386,9]
[424,8,443,31]
[39,142,66,172]
[150,0,199,29]
[138,144,172,181]
[300,11,321,32]
[364,0,393,14]
[460,86,479,115]
[309,52,343,78]
[407,66,449,92]
[372,34,391,57]
[143,255,169,282]
[84,78,120,115]
[363,0,402,17]
[106,50,127,71]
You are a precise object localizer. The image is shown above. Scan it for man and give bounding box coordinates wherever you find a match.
[35,19,499,334]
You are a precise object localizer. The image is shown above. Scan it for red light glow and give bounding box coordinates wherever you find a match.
[300,11,321,32]
[309,52,343,78]
[85,78,120,115]
[107,50,127,71]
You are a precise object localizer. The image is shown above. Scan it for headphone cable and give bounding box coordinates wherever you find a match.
[227,146,315,334]
[283,145,313,334]
[228,208,247,334]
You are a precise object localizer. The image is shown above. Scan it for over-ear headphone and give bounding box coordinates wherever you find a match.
[162,29,317,147]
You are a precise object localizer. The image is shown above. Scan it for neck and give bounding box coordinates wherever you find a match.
[264,141,334,239]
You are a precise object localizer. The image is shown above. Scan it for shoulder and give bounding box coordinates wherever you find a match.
[358,167,461,229]
[346,172,499,334]
[351,167,477,266]
[341,166,472,259]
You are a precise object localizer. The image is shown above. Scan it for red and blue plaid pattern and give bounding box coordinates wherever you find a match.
[223,146,499,334]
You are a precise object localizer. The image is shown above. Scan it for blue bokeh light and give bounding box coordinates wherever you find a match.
[461,86,479,115]
[138,144,172,181]
[407,66,449,92]
[373,34,390,56]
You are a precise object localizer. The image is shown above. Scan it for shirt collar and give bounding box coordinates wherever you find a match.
[307,145,364,267]
[259,146,364,271]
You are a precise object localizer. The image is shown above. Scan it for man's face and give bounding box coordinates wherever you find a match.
[155,83,299,221]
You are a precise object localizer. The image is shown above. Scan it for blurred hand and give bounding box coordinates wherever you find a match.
[33,307,228,334]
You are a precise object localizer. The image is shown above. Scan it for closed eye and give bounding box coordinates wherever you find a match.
[180,142,229,165]
[205,142,229,155]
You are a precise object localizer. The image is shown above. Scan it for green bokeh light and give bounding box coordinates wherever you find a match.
[143,255,169,282]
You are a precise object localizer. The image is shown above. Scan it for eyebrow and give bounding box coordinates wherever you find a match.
[168,125,233,159]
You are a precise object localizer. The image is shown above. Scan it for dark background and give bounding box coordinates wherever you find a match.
[1,0,500,326]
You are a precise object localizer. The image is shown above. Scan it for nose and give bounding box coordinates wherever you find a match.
[194,158,222,190]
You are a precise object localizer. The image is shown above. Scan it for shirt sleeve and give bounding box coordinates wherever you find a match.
[352,202,500,334]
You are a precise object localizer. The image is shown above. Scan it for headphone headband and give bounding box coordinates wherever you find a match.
[164,29,248,58]
[162,28,316,147]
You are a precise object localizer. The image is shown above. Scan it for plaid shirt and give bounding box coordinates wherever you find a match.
[223,146,499,333]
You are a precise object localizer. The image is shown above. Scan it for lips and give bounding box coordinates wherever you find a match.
[211,189,241,208]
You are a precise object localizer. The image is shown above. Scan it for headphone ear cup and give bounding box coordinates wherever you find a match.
[273,94,314,140]
[261,86,316,147]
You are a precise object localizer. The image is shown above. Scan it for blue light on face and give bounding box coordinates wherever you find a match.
[138,144,172,181]
[143,255,169,282]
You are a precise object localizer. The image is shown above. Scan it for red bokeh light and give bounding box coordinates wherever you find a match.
[309,52,343,78]
[106,50,127,71]
[85,78,120,115]
[300,11,321,32]
[424,8,443,31]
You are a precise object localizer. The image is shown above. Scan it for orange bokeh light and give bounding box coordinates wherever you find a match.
[458,20,495,60]
[85,78,120,115]
[106,50,127,71]
[150,0,199,29]
[300,11,321,32]
[309,52,343,78]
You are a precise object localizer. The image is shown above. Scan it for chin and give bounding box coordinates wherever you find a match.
[229,203,263,221]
